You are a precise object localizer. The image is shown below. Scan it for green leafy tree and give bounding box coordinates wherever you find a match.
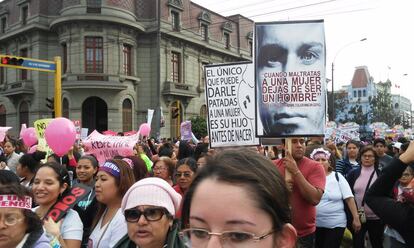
[369,81,396,126]
[348,102,367,126]
[333,90,351,123]
[190,116,207,139]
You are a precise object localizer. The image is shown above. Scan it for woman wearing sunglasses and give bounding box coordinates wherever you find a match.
[173,158,197,197]
[180,149,297,248]
[88,159,135,248]
[114,177,185,248]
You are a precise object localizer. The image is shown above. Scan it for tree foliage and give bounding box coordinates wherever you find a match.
[348,101,368,126]
[190,116,207,139]
[369,83,396,126]
[333,90,351,123]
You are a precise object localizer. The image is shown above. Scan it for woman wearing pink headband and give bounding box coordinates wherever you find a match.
[0,184,50,248]
[88,159,135,248]
[311,147,360,248]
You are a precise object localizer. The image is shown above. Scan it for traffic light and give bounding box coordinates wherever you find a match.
[46,97,55,118]
[172,107,180,119]
[0,56,24,66]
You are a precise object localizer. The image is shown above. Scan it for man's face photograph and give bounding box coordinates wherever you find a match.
[256,21,326,137]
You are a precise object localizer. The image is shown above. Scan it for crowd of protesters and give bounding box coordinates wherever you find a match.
[0,131,413,248]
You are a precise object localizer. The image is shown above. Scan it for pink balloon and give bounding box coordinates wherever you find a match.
[21,127,38,147]
[45,118,76,157]
[28,145,37,154]
[139,123,151,137]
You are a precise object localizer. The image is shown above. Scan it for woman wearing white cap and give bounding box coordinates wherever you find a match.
[114,177,185,248]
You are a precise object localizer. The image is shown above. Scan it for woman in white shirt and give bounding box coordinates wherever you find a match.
[312,147,361,248]
[88,159,135,248]
[32,162,84,248]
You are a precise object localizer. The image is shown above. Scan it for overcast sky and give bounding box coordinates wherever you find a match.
[192,0,413,104]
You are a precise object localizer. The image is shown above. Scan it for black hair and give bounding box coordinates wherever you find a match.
[0,170,20,185]
[5,139,17,148]
[193,143,209,160]
[78,155,99,168]
[177,140,194,160]
[346,140,360,149]
[47,154,60,163]
[176,157,197,173]
[398,137,409,144]
[181,149,291,232]
[158,143,174,158]
[125,155,148,181]
[147,139,158,155]
[401,142,410,152]
[18,151,47,174]
[373,138,386,147]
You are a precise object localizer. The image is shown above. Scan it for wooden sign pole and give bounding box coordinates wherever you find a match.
[285,138,292,182]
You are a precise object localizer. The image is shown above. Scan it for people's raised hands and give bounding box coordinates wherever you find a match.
[399,141,414,164]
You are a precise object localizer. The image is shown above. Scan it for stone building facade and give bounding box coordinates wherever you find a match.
[0,0,253,138]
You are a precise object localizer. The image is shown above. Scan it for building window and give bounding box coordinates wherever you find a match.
[62,98,69,118]
[200,105,207,119]
[21,6,28,25]
[19,101,29,129]
[171,52,180,83]
[0,105,6,127]
[1,17,6,34]
[224,33,230,49]
[171,11,180,31]
[201,24,208,41]
[85,37,103,73]
[87,0,101,13]
[0,67,4,85]
[358,90,361,97]
[201,62,208,86]
[122,99,132,132]
[123,44,132,76]
[62,43,67,73]
[20,48,28,80]
[363,89,366,97]
[353,91,357,98]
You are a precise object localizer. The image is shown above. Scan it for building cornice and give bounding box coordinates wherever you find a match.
[50,15,146,32]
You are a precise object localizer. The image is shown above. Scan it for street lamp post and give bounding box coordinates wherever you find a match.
[331,38,367,121]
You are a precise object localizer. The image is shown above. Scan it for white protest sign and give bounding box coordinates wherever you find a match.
[81,128,89,140]
[82,130,139,165]
[147,109,154,127]
[205,62,259,148]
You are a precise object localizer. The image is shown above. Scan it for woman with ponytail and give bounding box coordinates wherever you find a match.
[17,151,46,189]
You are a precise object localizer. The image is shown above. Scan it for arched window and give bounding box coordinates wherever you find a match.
[200,104,207,119]
[122,99,132,132]
[0,105,6,126]
[63,98,69,118]
[19,101,29,129]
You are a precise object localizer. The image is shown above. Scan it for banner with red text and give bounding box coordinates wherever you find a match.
[205,62,260,148]
[255,20,326,137]
[82,130,139,165]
